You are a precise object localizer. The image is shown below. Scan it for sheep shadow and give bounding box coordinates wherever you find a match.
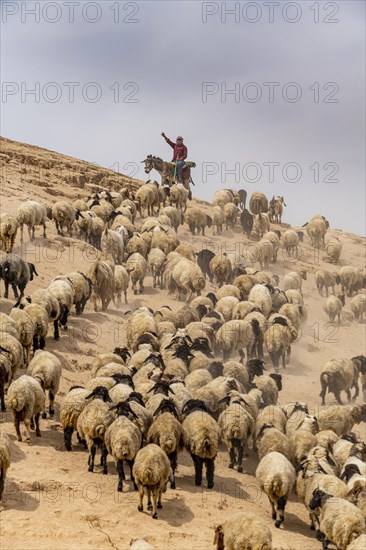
[1,478,40,511]
[161,494,195,526]
[4,434,27,463]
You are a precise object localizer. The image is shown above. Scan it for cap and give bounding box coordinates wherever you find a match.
[176,136,183,141]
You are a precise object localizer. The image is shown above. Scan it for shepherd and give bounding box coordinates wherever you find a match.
[161,132,187,184]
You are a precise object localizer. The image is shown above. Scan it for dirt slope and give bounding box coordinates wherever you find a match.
[0,137,365,550]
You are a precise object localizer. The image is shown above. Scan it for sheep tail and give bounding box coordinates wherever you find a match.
[270,474,283,497]
[7,393,26,412]
[203,438,212,453]
[320,373,329,392]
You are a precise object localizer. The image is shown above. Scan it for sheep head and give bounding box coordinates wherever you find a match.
[85,386,112,403]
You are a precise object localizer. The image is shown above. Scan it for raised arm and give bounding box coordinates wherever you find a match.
[161,132,175,148]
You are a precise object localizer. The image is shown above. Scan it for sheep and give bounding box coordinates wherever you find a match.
[249,192,268,215]
[59,271,93,315]
[283,270,307,293]
[169,184,189,213]
[47,278,74,331]
[147,248,166,289]
[309,490,365,549]
[351,294,366,321]
[223,202,238,230]
[284,288,304,307]
[9,307,34,365]
[214,512,272,550]
[159,206,181,232]
[6,374,45,442]
[240,209,254,238]
[174,244,196,262]
[113,265,129,305]
[314,269,341,297]
[171,259,205,302]
[269,196,286,224]
[182,399,220,489]
[89,198,114,222]
[211,206,224,235]
[87,260,115,311]
[150,228,179,255]
[254,373,282,406]
[347,535,366,550]
[255,451,295,528]
[216,319,258,362]
[76,386,114,473]
[340,266,364,297]
[323,294,345,324]
[19,302,49,351]
[256,423,291,462]
[89,215,104,249]
[51,201,76,236]
[0,253,38,299]
[215,296,240,322]
[209,254,232,288]
[212,189,237,208]
[104,401,142,491]
[218,397,254,472]
[91,349,130,377]
[27,350,61,418]
[233,274,260,300]
[282,229,299,258]
[184,206,211,235]
[0,428,11,502]
[16,200,48,242]
[248,284,272,317]
[0,213,19,253]
[126,308,158,353]
[316,404,366,436]
[315,430,339,450]
[323,238,342,263]
[60,385,90,451]
[253,213,270,239]
[262,231,280,263]
[136,181,159,217]
[255,405,287,440]
[264,318,297,371]
[0,332,24,410]
[101,227,125,264]
[306,218,328,248]
[319,356,366,405]
[147,399,183,489]
[132,443,171,519]
[303,474,349,533]
[0,313,19,340]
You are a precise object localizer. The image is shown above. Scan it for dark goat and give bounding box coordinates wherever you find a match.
[196,249,215,282]
[0,254,38,299]
[240,209,253,238]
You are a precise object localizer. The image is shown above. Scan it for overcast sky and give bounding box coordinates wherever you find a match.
[1,0,365,234]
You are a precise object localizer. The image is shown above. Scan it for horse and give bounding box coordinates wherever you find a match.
[141,155,194,197]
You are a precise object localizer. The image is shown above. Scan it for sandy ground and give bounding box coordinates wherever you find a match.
[0,137,365,550]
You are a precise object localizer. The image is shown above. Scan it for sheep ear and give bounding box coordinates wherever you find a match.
[326,452,335,467]
[217,396,230,406]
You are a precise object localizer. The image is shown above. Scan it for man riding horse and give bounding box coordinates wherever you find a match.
[141,133,195,200]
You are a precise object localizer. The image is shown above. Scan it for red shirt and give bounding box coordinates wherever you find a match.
[165,138,188,161]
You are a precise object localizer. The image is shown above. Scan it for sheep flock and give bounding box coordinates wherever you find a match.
[0,173,365,550]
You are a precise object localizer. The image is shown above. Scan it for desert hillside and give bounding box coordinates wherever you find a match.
[0,137,365,550]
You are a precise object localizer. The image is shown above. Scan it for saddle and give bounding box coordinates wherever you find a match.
[167,161,196,169]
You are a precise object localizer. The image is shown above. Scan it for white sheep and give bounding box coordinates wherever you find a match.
[132,443,171,519]
[306,218,328,248]
[171,259,205,302]
[323,294,345,324]
[209,254,232,288]
[211,206,224,235]
[0,428,11,501]
[16,200,48,242]
[214,512,272,550]
[51,201,76,236]
[27,350,61,418]
[314,269,340,297]
[255,451,295,528]
[60,385,90,451]
[147,248,166,289]
[253,213,270,239]
[114,265,130,305]
[0,213,19,253]
[6,374,45,442]
[248,283,272,317]
[282,229,299,258]
[223,202,238,230]
[126,253,147,295]
[351,294,366,322]
[101,227,125,264]
[9,307,35,364]
[283,270,307,293]
[323,238,342,263]
[218,398,254,472]
[87,260,115,311]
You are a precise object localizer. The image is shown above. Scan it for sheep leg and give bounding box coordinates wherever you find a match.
[139,280,144,294]
[13,411,22,442]
[228,447,235,469]
[275,496,286,528]
[11,283,19,299]
[101,446,108,474]
[352,382,359,401]
[206,458,215,489]
[319,384,327,406]
[34,413,41,437]
[24,417,31,443]
[157,490,163,508]
[64,427,74,451]
[281,347,287,369]
[33,336,39,353]
[147,489,153,510]
[137,485,144,512]
[40,336,46,350]
[192,454,203,486]
[42,223,46,238]
[116,460,124,492]
[48,391,55,416]
[53,320,60,340]
[124,290,128,303]
[88,443,97,472]
[151,492,158,519]
[334,391,343,405]
[3,280,10,299]
[237,445,244,473]
[169,453,177,489]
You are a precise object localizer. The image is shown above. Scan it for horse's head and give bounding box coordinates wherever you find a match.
[141,154,154,174]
